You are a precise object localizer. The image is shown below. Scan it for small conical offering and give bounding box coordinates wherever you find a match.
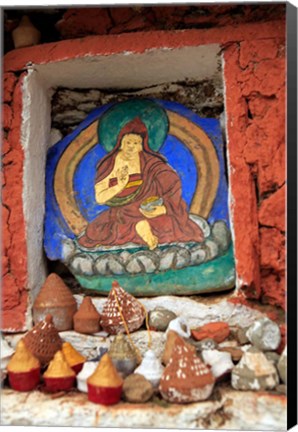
[100,281,145,335]
[23,314,63,367]
[73,296,101,334]
[12,15,41,49]
[7,339,40,391]
[62,342,86,374]
[33,273,77,331]
[162,330,195,365]
[43,350,76,392]
[159,338,215,403]
[109,334,138,377]
[87,353,123,405]
[134,349,164,387]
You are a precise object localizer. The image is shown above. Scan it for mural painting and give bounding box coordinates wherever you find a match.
[44,98,235,295]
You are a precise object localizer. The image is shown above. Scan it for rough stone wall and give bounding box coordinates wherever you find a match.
[2,7,286,332]
[224,38,286,309]
[2,72,29,330]
[51,80,224,138]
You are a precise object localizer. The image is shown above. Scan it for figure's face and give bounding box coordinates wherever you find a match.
[120,134,143,159]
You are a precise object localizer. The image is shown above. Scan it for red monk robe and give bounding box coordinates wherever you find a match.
[78,118,204,248]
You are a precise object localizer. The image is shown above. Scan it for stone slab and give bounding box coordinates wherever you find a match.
[1,385,286,429]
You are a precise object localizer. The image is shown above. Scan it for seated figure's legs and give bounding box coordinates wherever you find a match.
[136,220,158,250]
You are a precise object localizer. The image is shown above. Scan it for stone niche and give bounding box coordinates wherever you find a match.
[20,42,233,316]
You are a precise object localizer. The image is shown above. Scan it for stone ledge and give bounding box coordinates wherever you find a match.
[0,385,286,429]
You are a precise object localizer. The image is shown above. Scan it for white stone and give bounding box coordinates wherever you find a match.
[166,317,191,339]
[202,349,234,379]
[77,361,98,393]
[246,317,281,351]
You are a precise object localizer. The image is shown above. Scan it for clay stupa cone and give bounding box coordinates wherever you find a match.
[109,334,138,377]
[43,350,76,392]
[7,339,40,391]
[100,281,145,335]
[33,273,77,331]
[23,314,63,367]
[73,296,101,334]
[87,353,123,405]
[62,342,86,374]
[159,337,215,403]
[162,330,196,365]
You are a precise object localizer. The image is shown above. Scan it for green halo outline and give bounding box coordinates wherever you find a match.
[98,99,169,153]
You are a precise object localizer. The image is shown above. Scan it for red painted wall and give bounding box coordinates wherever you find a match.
[2,7,286,331]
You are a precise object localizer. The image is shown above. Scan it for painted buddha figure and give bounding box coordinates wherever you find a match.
[78,117,204,250]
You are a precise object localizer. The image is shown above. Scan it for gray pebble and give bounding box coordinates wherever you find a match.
[193,338,218,352]
[246,317,281,351]
[148,307,177,332]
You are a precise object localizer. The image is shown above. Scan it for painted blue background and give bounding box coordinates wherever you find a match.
[44,100,230,260]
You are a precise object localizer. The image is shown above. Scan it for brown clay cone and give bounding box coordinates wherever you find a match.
[23,314,63,367]
[159,337,215,403]
[162,330,196,365]
[100,281,145,335]
[73,297,101,334]
[33,273,77,331]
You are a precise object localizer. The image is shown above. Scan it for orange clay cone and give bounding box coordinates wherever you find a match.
[87,353,123,405]
[73,296,101,334]
[43,350,76,392]
[62,342,86,374]
[162,330,196,365]
[159,337,215,403]
[7,339,40,391]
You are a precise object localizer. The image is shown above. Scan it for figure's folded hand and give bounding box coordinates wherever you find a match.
[116,166,129,188]
[139,204,167,219]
